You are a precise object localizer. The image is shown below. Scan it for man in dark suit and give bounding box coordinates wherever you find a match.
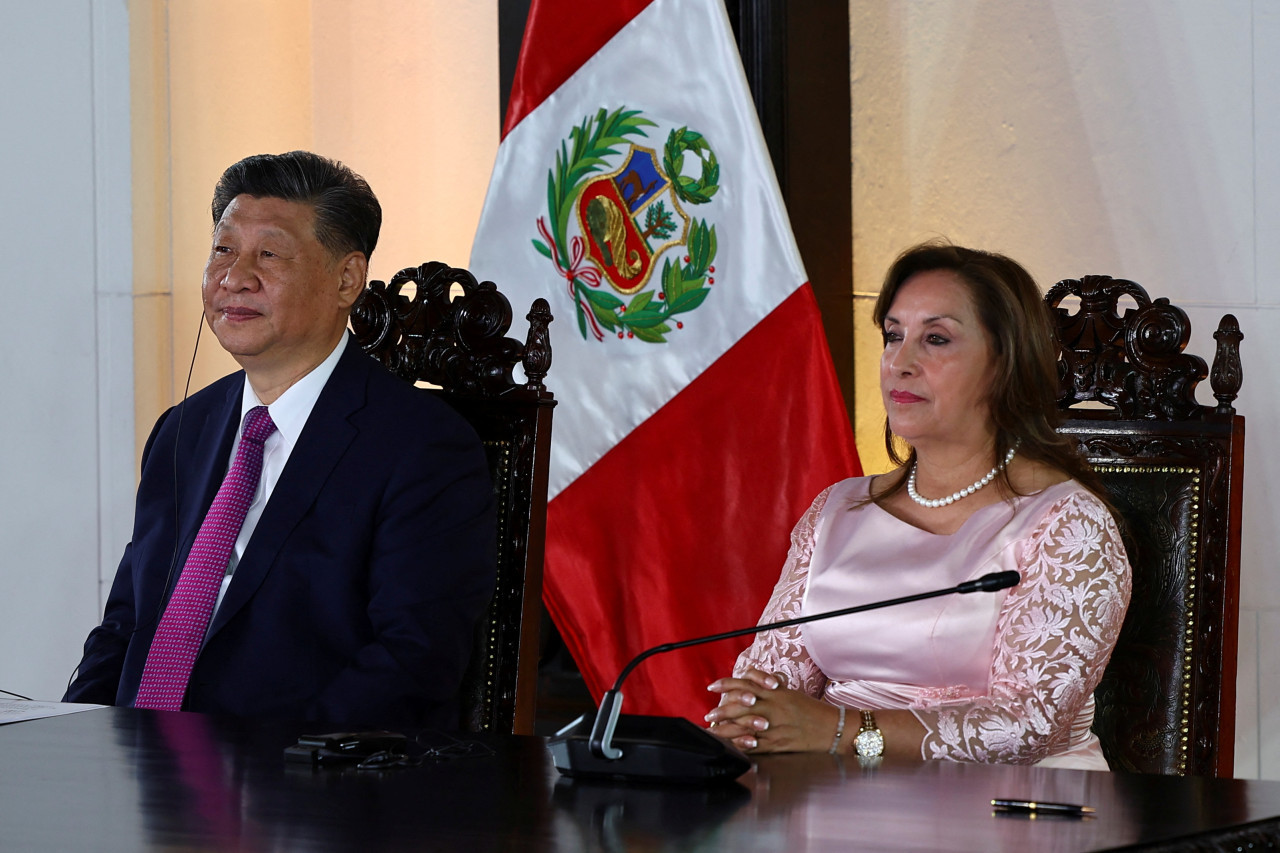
[64,151,495,729]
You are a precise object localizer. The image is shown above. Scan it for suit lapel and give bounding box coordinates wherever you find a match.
[207,343,369,635]
[169,381,242,596]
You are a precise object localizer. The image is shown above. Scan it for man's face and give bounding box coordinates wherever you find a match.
[202,195,364,387]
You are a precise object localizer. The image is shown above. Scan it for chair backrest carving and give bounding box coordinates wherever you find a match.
[1047,275,1244,776]
[351,261,555,735]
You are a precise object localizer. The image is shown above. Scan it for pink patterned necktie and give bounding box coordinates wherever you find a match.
[135,405,277,711]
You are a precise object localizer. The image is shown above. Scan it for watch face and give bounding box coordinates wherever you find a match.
[855,728,885,758]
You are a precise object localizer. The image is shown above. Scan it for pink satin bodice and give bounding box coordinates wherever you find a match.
[734,476,1131,769]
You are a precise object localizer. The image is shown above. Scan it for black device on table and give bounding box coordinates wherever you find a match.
[284,731,408,766]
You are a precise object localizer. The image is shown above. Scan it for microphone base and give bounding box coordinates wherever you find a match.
[549,713,751,784]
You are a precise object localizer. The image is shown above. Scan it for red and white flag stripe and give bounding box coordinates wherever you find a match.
[471,0,860,721]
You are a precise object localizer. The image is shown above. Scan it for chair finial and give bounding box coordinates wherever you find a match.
[523,299,554,394]
[1211,314,1243,415]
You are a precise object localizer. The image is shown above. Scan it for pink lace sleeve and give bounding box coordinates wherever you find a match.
[730,487,833,698]
[913,490,1132,763]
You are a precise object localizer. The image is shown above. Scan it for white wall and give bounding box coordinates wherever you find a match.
[0,0,134,700]
[851,0,1280,778]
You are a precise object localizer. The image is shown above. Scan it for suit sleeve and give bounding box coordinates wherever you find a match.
[63,409,175,704]
[304,416,497,728]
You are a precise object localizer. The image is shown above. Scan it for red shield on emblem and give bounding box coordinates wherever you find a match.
[577,177,652,294]
[576,146,687,295]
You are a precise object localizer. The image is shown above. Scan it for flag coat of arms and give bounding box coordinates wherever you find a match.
[471,0,861,722]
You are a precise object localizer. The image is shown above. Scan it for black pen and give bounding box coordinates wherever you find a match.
[991,799,1096,817]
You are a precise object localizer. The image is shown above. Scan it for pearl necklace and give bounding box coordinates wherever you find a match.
[907,444,1019,508]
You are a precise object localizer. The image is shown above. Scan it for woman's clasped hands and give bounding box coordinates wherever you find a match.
[705,667,841,753]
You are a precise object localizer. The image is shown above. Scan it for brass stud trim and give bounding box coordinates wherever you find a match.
[1094,462,1201,775]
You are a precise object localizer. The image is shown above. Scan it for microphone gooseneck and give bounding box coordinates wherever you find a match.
[555,570,1022,781]
[955,570,1020,594]
[607,570,1022,696]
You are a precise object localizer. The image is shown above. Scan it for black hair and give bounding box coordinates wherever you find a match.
[211,151,381,260]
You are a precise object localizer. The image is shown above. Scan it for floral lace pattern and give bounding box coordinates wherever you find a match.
[733,487,835,696]
[733,484,1132,764]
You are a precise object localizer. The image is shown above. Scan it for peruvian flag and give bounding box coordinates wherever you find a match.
[471,0,861,722]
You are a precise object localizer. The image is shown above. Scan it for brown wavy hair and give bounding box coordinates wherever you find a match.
[869,241,1108,504]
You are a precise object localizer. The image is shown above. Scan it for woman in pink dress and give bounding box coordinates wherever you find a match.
[706,243,1131,770]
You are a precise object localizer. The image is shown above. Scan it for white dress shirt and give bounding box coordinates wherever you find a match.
[209,334,349,620]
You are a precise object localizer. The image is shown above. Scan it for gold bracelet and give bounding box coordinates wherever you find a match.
[828,706,847,755]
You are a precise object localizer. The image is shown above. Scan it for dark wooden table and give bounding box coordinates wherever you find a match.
[1,706,1278,851]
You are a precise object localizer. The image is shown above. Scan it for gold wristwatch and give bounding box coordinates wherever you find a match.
[853,710,885,760]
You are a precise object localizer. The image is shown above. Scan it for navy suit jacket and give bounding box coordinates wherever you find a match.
[64,339,496,729]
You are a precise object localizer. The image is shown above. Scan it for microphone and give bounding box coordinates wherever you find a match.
[548,570,1021,784]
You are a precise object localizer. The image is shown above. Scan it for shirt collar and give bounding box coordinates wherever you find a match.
[239,333,349,447]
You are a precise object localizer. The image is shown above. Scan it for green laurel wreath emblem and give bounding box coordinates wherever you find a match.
[664,127,720,204]
[531,107,719,344]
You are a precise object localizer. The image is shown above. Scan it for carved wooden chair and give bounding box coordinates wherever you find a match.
[350,262,556,735]
[1047,275,1244,777]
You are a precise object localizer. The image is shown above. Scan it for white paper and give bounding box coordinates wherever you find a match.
[0,699,105,724]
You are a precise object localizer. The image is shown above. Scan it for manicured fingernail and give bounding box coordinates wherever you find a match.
[742,694,757,707]
[764,676,780,689]
[753,718,769,731]
[742,737,757,749]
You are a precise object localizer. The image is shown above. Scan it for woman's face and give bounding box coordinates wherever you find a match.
[880,269,998,453]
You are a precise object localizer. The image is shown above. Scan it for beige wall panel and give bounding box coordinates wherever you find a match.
[131,0,172,454]
[310,1,500,283]
[166,0,316,398]
[144,1,499,407]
